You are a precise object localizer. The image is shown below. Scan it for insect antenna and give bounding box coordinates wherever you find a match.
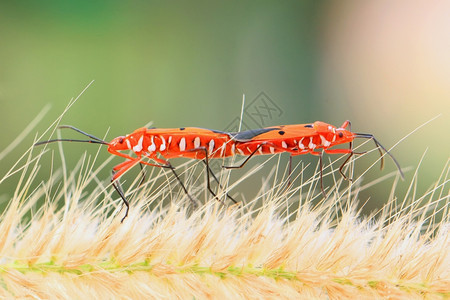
[58,125,106,142]
[354,133,404,179]
[35,126,108,146]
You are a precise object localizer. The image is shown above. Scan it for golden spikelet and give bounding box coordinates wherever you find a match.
[0,147,448,299]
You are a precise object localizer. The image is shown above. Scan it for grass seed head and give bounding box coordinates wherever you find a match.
[0,115,448,299]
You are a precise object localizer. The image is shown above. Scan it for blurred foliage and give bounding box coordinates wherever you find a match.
[0,1,448,214]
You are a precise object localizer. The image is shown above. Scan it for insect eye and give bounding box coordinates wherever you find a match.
[119,137,124,144]
[338,132,343,138]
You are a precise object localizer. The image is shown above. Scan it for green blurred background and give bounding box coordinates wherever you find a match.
[1,1,448,212]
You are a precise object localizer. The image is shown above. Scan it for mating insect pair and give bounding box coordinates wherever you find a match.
[35,121,404,222]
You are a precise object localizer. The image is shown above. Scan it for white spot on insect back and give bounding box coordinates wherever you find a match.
[298,138,305,150]
[148,136,156,152]
[320,135,331,147]
[209,139,215,154]
[126,139,132,150]
[133,136,144,152]
[308,137,316,150]
[194,137,200,148]
[220,143,226,157]
[270,147,275,154]
[231,143,236,155]
[160,136,166,151]
[332,134,336,143]
[282,141,288,149]
[179,137,186,151]
[258,146,264,154]
[237,148,244,155]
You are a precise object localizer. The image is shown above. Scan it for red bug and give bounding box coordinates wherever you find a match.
[36,125,238,221]
[225,120,404,195]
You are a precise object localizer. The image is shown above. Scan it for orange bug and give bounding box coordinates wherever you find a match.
[36,125,238,221]
[225,120,404,195]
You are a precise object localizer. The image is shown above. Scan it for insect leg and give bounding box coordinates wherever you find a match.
[138,163,146,187]
[167,162,198,208]
[339,120,351,130]
[111,159,141,222]
[186,147,224,204]
[201,148,221,203]
[222,143,267,169]
[288,155,293,187]
[111,172,130,223]
[336,120,355,180]
[225,143,308,188]
[339,152,354,181]
[323,148,366,181]
[201,160,238,204]
[141,154,198,208]
[309,151,327,198]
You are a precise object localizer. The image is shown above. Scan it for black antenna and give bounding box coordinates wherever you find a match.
[35,126,108,146]
[354,133,404,179]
